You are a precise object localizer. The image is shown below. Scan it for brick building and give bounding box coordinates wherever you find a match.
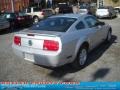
[0,0,29,12]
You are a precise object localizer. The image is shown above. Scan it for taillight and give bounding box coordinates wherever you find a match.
[14,36,21,46]
[43,40,59,51]
[41,12,45,15]
[17,17,24,20]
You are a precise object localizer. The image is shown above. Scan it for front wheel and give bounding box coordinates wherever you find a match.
[105,30,112,43]
[33,17,39,23]
[72,46,88,69]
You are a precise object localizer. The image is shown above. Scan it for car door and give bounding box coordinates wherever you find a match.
[0,17,9,30]
[0,17,3,29]
[84,16,103,49]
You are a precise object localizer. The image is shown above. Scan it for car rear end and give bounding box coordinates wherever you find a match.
[12,16,77,67]
[12,32,64,67]
[79,9,88,15]
[16,12,33,27]
[96,8,110,18]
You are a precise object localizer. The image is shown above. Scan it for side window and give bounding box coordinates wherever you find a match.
[33,8,40,12]
[76,21,85,30]
[27,8,31,13]
[85,16,98,28]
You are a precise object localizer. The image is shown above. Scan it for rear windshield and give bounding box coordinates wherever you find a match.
[30,17,77,32]
[2,13,16,19]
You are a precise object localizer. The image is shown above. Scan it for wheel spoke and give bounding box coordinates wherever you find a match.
[79,49,87,65]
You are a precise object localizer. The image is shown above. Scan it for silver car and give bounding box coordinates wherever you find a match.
[12,14,112,68]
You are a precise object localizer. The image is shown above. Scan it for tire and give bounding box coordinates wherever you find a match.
[33,16,39,23]
[105,30,112,43]
[10,22,15,31]
[72,45,88,69]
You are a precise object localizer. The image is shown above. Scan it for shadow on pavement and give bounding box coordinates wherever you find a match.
[0,26,30,35]
[48,35,117,81]
[91,68,110,81]
[98,15,117,20]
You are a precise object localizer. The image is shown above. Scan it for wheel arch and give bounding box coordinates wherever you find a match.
[72,40,89,62]
[33,15,39,19]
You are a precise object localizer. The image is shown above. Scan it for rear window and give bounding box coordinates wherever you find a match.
[33,8,41,12]
[30,17,77,32]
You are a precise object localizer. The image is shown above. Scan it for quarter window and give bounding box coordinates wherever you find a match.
[76,21,85,30]
[33,8,41,12]
[85,16,98,28]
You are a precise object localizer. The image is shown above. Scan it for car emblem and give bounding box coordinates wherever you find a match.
[28,40,32,46]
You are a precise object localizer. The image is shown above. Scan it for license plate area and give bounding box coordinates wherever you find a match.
[24,53,34,62]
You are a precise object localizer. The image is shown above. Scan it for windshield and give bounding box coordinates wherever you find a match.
[30,17,77,32]
[2,13,16,19]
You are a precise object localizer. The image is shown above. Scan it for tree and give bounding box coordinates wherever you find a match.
[111,0,119,3]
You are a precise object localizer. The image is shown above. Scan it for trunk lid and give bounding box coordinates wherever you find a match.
[14,30,63,51]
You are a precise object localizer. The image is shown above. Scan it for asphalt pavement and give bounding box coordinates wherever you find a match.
[0,17,120,82]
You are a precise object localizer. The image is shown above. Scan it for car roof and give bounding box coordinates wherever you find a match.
[49,14,87,19]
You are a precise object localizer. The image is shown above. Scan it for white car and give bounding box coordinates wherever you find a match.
[25,7,54,23]
[78,9,88,15]
[12,14,112,68]
[96,6,116,18]
[0,16,10,31]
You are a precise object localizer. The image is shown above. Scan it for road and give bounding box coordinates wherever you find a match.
[0,17,120,82]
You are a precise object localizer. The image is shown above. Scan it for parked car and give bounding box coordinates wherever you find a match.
[2,12,33,28]
[96,6,116,18]
[114,6,120,14]
[58,3,73,14]
[42,8,55,18]
[79,5,96,15]
[0,16,10,31]
[25,7,54,23]
[79,6,88,15]
[12,14,112,68]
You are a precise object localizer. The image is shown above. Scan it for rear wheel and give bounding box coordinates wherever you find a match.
[33,16,39,23]
[106,30,112,43]
[72,45,88,69]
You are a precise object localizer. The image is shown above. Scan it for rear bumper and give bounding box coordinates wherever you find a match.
[96,14,110,18]
[12,47,68,67]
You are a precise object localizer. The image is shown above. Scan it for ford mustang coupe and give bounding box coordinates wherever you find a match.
[12,14,112,68]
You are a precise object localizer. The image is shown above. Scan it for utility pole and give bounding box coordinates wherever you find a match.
[11,0,14,12]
